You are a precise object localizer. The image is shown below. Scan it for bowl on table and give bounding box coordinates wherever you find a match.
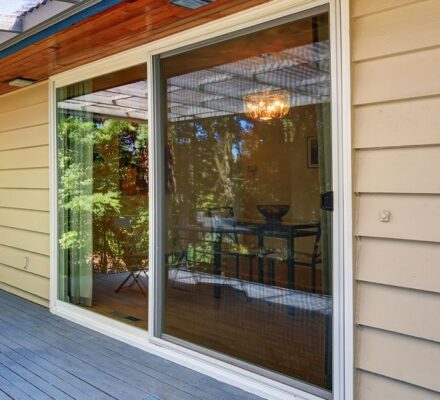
[256,204,290,224]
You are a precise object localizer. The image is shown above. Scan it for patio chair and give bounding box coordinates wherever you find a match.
[112,216,149,296]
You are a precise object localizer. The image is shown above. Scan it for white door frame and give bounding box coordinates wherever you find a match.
[48,1,353,399]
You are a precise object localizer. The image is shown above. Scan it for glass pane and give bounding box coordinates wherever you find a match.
[57,65,150,330]
[162,13,333,393]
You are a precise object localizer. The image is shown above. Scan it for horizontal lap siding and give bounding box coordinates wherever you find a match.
[356,147,440,193]
[0,245,49,278]
[0,82,50,306]
[352,0,440,398]
[354,97,440,149]
[352,0,440,61]
[353,47,440,105]
[356,194,440,242]
[357,282,440,342]
[351,0,424,17]
[0,146,49,170]
[0,208,49,234]
[0,125,49,151]
[357,238,440,294]
[0,264,49,300]
[0,189,49,211]
[0,227,50,256]
[0,168,49,189]
[358,371,440,400]
[358,328,440,393]
[0,103,48,133]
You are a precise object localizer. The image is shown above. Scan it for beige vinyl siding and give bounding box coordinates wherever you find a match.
[358,370,440,400]
[352,0,440,60]
[354,97,440,148]
[357,283,440,342]
[357,238,440,294]
[352,0,440,399]
[357,194,440,242]
[358,328,440,392]
[356,147,440,193]
[0,82,50,307]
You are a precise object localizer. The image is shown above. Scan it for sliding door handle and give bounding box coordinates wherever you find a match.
[320,191,334,212]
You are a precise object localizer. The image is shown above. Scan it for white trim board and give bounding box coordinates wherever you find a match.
[49,1,353,399]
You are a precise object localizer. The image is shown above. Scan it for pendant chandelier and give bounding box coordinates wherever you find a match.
[243,90,290,121]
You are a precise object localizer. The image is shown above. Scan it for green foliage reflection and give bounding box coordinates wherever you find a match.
[58,116,149,274]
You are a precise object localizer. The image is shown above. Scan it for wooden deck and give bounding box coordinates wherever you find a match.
[0,290,262,400]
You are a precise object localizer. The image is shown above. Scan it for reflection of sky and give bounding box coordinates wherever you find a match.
[239,118,254,132]
[0,0,41,15]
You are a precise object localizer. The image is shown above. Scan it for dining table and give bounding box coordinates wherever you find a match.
[171,218,320,297]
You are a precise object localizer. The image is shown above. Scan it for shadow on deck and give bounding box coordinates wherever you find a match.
[0,290,263,400]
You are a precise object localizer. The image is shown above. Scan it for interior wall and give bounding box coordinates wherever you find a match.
[351,0,440,399]
[242,105,320,224]
[0,82,50,306]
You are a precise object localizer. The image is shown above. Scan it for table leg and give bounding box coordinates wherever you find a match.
[248,256,253,281]
[268,258,275,286]
[258,229,264,284]
[287,229,295,289]
[213,232,222,298]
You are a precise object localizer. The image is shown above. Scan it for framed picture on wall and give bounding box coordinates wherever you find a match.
[307,136,319,168]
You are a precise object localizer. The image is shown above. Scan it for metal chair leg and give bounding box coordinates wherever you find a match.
[115,269,148,297]
[115,273,134,293]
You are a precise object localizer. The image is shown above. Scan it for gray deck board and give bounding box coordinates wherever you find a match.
[0,362,52,400]
[0,352,72,400]
[0,291,263,400]
[0,340,100,400]
[0,370,33,400]
[0,301,215,400]
[0,333,115,400]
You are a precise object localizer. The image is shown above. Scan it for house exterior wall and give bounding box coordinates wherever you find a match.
[0,82,50,306]
[0,0,439,398]
[351,0,440,399]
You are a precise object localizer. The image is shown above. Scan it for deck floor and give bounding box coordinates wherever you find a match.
[0,290,263,400]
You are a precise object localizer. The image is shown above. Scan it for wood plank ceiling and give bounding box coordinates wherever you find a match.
[0,0,270,96]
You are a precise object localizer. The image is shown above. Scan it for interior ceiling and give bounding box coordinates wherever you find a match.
[58,40,330,121]
[0,0,270,96]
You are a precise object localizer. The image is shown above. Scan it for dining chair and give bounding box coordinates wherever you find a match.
[205,207,259,282]
[266,226,321,292]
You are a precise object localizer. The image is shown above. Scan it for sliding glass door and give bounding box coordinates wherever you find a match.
[160,11,333,396]
[57,65,150,329]
[55,7,336,399]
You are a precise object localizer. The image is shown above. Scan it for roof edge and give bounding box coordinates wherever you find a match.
[0,0,125,61]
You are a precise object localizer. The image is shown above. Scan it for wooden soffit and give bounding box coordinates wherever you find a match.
[0,0,270,96]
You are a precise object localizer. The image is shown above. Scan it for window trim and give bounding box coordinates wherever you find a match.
[49,0,353,399]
